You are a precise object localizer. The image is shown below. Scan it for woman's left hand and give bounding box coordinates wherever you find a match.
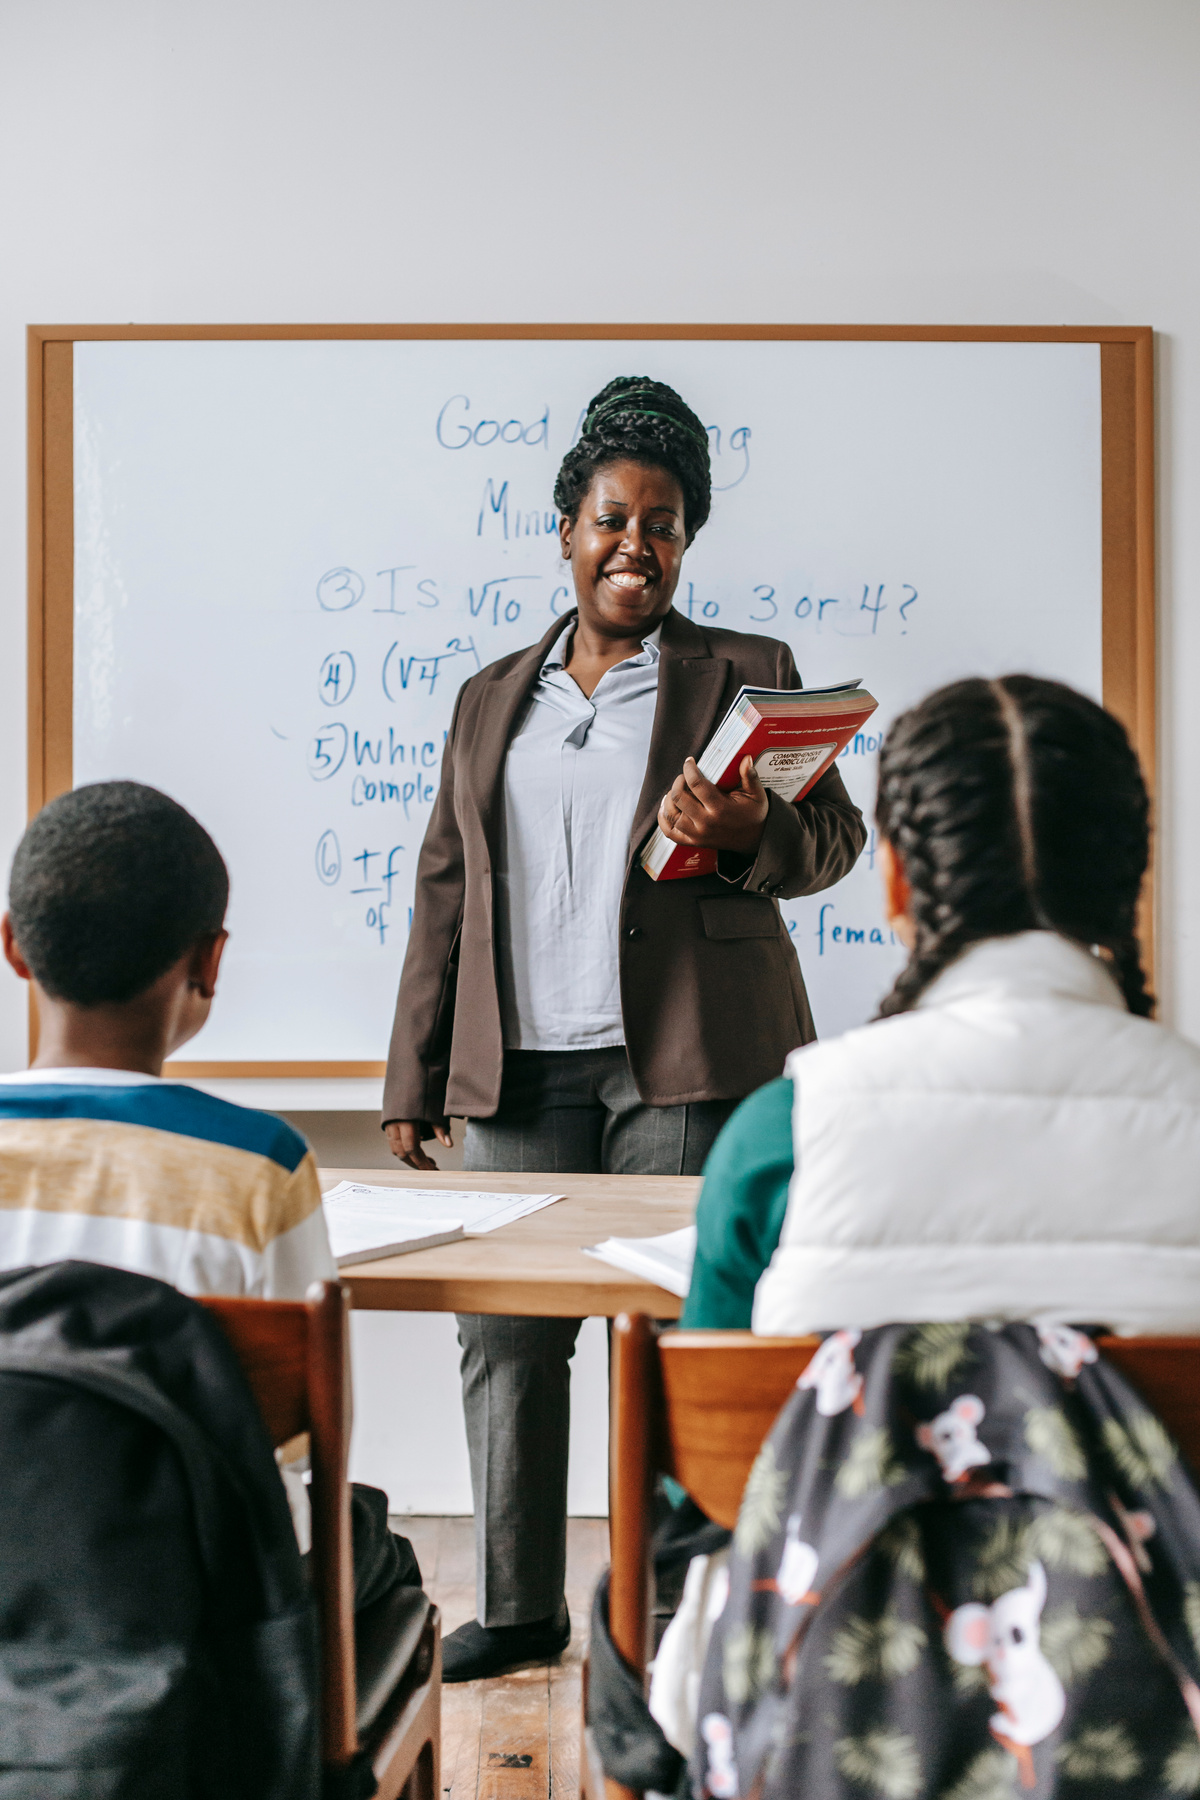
[658,755,770,855]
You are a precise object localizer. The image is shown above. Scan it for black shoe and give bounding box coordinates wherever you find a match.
[441,1600,571,1683]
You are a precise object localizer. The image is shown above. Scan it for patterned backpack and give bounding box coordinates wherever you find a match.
[692,1322,1200,1800]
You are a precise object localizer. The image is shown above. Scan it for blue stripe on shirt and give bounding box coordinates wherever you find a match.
[0,1084,308,1174]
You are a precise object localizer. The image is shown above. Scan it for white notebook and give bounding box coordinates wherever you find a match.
[322,1181,565,1236]
[583,1226,697,1298]
[322,1206,465,1269]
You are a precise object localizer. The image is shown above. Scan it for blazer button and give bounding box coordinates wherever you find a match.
[625,926,644,941]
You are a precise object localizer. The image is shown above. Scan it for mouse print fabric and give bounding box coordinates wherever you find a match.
[943,1560,1065,1784]
[916,1394,992,1484]
[797,1329,867,1417]
[1035,1325,1099,1384]
[690,1321,1200,1800]
[769,1514,820,1607]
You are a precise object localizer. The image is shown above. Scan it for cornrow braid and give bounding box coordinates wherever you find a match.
[875,675,1153,1019]
[554,375,712,544]
[991,678,1047,922]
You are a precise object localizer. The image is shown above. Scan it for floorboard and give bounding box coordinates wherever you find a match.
[393,1515,609,1800]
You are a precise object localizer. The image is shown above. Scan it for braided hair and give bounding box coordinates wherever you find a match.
[554,376,712,544]
[875,674,1153,1019]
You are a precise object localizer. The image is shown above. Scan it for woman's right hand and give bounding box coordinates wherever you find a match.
[384,1120,454,1171]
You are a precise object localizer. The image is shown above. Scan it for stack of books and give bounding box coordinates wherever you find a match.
[640,678,879,881]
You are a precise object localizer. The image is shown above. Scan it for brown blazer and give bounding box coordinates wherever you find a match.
[382,608,866,1128]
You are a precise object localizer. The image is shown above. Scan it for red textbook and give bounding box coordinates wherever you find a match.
[639,679,879,881]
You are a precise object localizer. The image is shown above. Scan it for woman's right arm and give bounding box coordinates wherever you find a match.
[381,686,470,1161]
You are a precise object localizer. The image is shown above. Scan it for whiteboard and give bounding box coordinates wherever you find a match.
[71,336,1102,1065]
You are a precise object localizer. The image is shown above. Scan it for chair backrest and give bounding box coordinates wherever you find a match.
[607,1316,817,1686]
[608,1315,1200,1688]
[200,1282,356,1769]
[1093,1337,1200,1462]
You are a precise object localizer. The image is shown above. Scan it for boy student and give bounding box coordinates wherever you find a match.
[0,780,416,1600]
[0,781,333,1294]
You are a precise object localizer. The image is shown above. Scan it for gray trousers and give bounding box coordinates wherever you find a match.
[457,1047,735,1626]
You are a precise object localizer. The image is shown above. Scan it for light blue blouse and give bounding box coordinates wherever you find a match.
[495,622,661,1050]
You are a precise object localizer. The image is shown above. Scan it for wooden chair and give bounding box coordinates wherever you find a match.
[201,1281,440,1800]
[586,1315,1200,1800]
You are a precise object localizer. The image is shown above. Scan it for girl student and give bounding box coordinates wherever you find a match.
[684,672,1200,1337]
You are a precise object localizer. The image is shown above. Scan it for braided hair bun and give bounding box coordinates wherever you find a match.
[875,674,1153,1018]
[554,376,711,543]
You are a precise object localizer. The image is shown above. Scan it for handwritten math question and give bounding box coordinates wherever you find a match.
[316,564,919,639]
[304,383,919,950]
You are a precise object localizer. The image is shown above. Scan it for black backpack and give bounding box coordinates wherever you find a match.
[0,1260,321,1799]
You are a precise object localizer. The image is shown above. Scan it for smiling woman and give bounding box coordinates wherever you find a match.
[379,374,867,1681]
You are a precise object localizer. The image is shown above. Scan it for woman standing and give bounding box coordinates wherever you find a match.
[382,377,865,1680]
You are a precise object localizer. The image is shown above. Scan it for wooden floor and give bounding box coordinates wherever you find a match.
[393,1515,609,1800]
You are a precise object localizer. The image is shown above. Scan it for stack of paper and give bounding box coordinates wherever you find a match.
[322,1182,565,1237]
[583,1226,697,1298]
[324,1208,465,1269]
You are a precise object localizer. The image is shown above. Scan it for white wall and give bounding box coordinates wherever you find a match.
[2,0,1198,1045]
[2,0,1199,1509]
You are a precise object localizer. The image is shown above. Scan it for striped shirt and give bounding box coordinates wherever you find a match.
[0,1069,336,1300]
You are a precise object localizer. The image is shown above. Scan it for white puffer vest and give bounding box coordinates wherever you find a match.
[753,932,1200,1337]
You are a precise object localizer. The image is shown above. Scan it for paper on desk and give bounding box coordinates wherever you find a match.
[323,1207,465,1269]
[322,1181,565,1235]
[583,1226,696,1299]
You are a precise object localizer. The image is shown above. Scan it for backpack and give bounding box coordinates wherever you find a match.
[0,1260,321,1800]
[691,1322,1200,1800]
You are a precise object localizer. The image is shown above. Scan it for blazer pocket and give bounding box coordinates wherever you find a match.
[698,896,782,940]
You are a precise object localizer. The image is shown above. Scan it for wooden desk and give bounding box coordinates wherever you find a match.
[320,1167,699,1317]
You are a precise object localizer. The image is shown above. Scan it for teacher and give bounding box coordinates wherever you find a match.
[382,376,866,1680]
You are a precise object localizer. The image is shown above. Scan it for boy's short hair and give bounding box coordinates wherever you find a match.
[8,782,229,1005]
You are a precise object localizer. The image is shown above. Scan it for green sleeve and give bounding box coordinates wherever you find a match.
[681,1075,796,1330]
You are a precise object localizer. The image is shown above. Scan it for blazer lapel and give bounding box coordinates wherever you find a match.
[629,612,730,857]
[469,613,572,852]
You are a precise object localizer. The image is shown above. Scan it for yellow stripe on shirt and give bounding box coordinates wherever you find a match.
[0,1117,323,1253]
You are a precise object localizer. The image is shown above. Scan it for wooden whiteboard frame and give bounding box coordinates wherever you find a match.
[27,323,1156,1077]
